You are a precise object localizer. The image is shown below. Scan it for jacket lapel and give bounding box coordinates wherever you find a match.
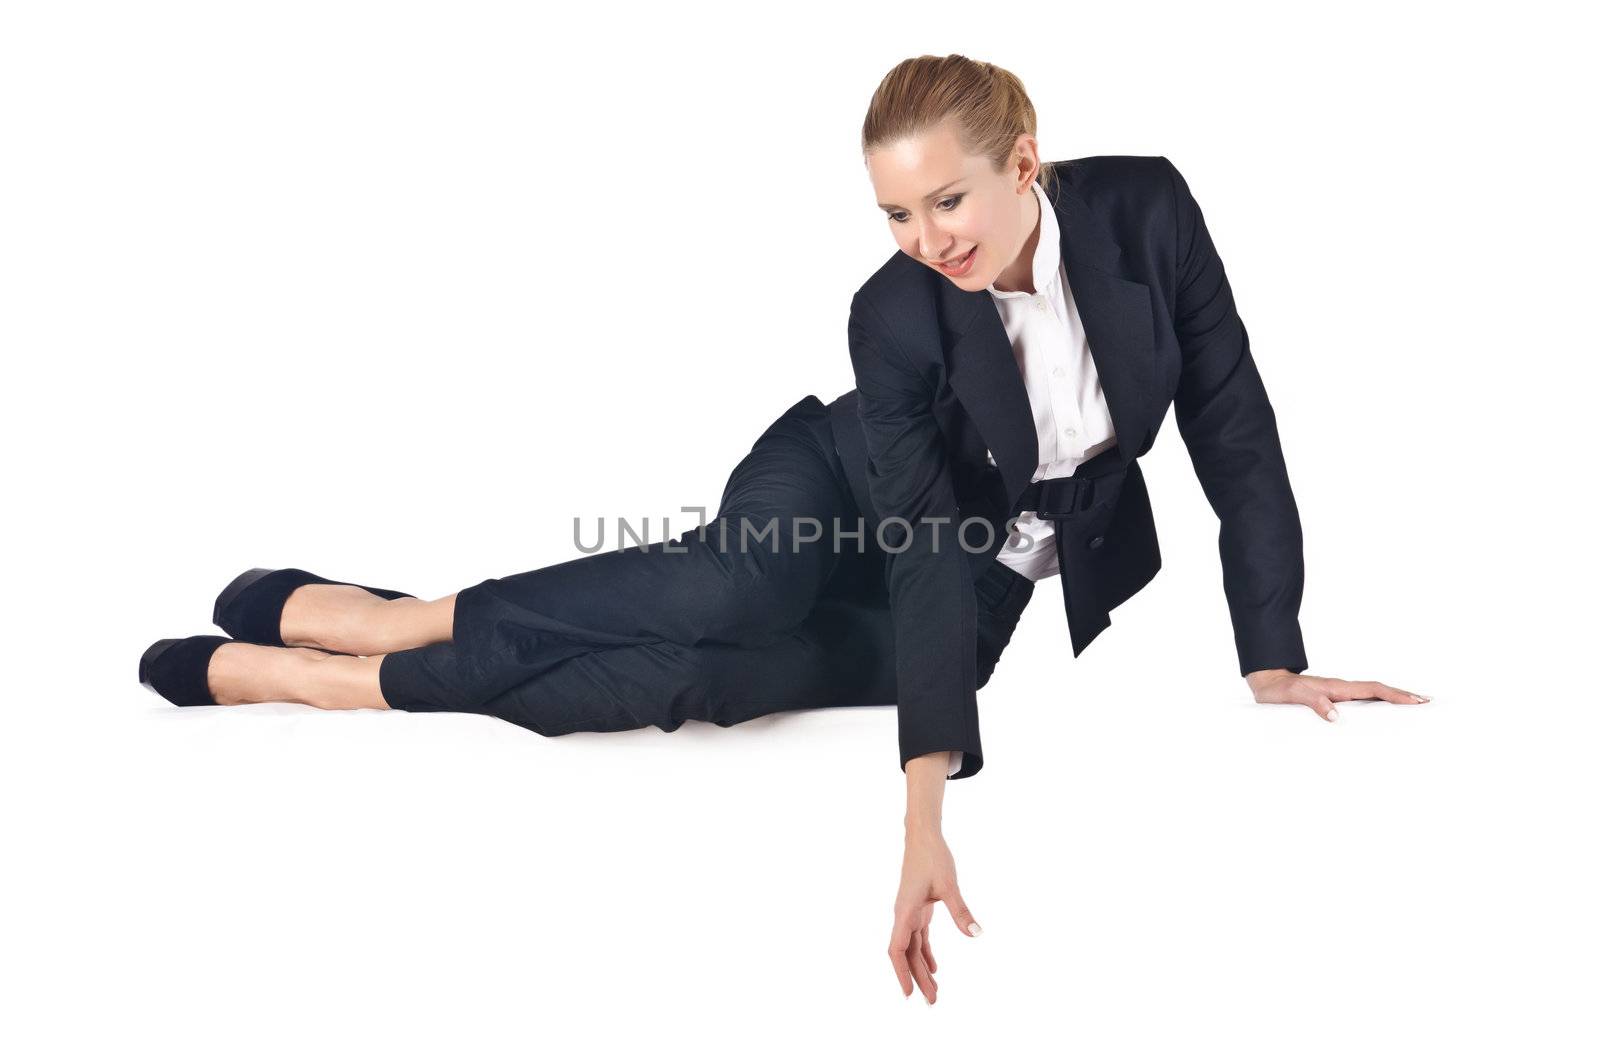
[937,172,1158,510]
[941,280,1038,504]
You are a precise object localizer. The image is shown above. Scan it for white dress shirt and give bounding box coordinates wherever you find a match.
[946,180,1119,778]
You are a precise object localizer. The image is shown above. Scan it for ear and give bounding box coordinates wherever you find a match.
[1010,133,1042,191]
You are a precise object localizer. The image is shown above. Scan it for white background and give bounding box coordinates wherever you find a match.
[3,1,1596,1056]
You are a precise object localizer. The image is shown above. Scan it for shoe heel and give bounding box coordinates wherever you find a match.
[138,638,181,690]
[138,635,230,706]
[212,568,276,628]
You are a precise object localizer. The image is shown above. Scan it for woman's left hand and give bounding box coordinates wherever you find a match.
[1245,668,1430,722]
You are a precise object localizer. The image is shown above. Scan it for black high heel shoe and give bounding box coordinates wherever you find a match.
[211,567,416,647]
[138,635,233,707]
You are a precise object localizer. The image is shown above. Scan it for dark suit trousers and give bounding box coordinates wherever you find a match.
[377,395,1034,738]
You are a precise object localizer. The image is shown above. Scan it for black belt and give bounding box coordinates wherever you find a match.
[1012,473,1098,520]
[1010,444,1128,521]
[1004,441,1132,521]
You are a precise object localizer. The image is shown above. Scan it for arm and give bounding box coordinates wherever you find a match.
[1162,156,1310,677]
[847,289,985,778]
[848,289,983,1004]
[1163,157,1434,723]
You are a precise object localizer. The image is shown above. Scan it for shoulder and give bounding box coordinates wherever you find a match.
[854,244,936,313]
[851,244,943,355]
[1049,154,1184,233]
[1050,154,1176,206]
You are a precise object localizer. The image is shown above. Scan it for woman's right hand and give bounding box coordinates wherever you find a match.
[889,826,982,1005]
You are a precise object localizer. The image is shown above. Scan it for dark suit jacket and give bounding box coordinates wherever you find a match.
[826,155,1308,780]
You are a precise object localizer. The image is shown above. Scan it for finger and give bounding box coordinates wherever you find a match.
[907,928,938,1004]
[888,918,915,997]
[943,887,984,938]
[1330,680,1430,705]
[1330,680,1393,703]
[1317,678,1377,702]
[920,927,938,975]
[1307,695,1338,722]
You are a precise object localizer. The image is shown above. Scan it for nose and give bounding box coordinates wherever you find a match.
[917,217,954,263]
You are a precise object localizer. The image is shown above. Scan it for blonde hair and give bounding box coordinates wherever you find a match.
[861,54,1057,199]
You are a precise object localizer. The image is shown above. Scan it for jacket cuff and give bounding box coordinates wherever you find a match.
[1237,636,1309,677]
[901,742,984,780]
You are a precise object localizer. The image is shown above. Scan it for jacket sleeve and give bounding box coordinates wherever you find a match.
[1162,156,1310,677]
[848,289,985,779]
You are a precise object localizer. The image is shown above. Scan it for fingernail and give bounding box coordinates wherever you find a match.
[925,995,933,1006]
[1413,694,1430,702]
[1326,708,1339,722]
[969,922,983,936]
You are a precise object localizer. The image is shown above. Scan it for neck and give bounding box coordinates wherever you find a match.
[991,187,1041,294]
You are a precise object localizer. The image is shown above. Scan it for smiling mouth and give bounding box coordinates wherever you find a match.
[937,247,976,268]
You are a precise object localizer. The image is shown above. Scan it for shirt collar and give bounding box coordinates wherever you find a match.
[985,180,1059,299]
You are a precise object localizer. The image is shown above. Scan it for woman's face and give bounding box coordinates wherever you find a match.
[866,117,1041,292]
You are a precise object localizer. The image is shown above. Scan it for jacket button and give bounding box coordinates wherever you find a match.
[1087,535,1105,550]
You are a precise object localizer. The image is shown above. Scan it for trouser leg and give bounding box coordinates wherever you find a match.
[379,553,1036,739]
[381,592,894,733]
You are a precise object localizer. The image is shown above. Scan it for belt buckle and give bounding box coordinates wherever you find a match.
[1037,476,1095,520]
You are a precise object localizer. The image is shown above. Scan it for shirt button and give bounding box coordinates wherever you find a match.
[1064,428,1077,437]
[1034,298,1047,311]
[1052,365,1066,378]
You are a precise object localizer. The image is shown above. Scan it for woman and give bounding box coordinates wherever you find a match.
[138,53,1427,1005]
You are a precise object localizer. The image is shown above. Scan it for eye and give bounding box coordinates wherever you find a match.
[886,195,964,224]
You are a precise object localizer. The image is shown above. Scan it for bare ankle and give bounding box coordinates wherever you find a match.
[206,642,315,705]
[299,654,388,710]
